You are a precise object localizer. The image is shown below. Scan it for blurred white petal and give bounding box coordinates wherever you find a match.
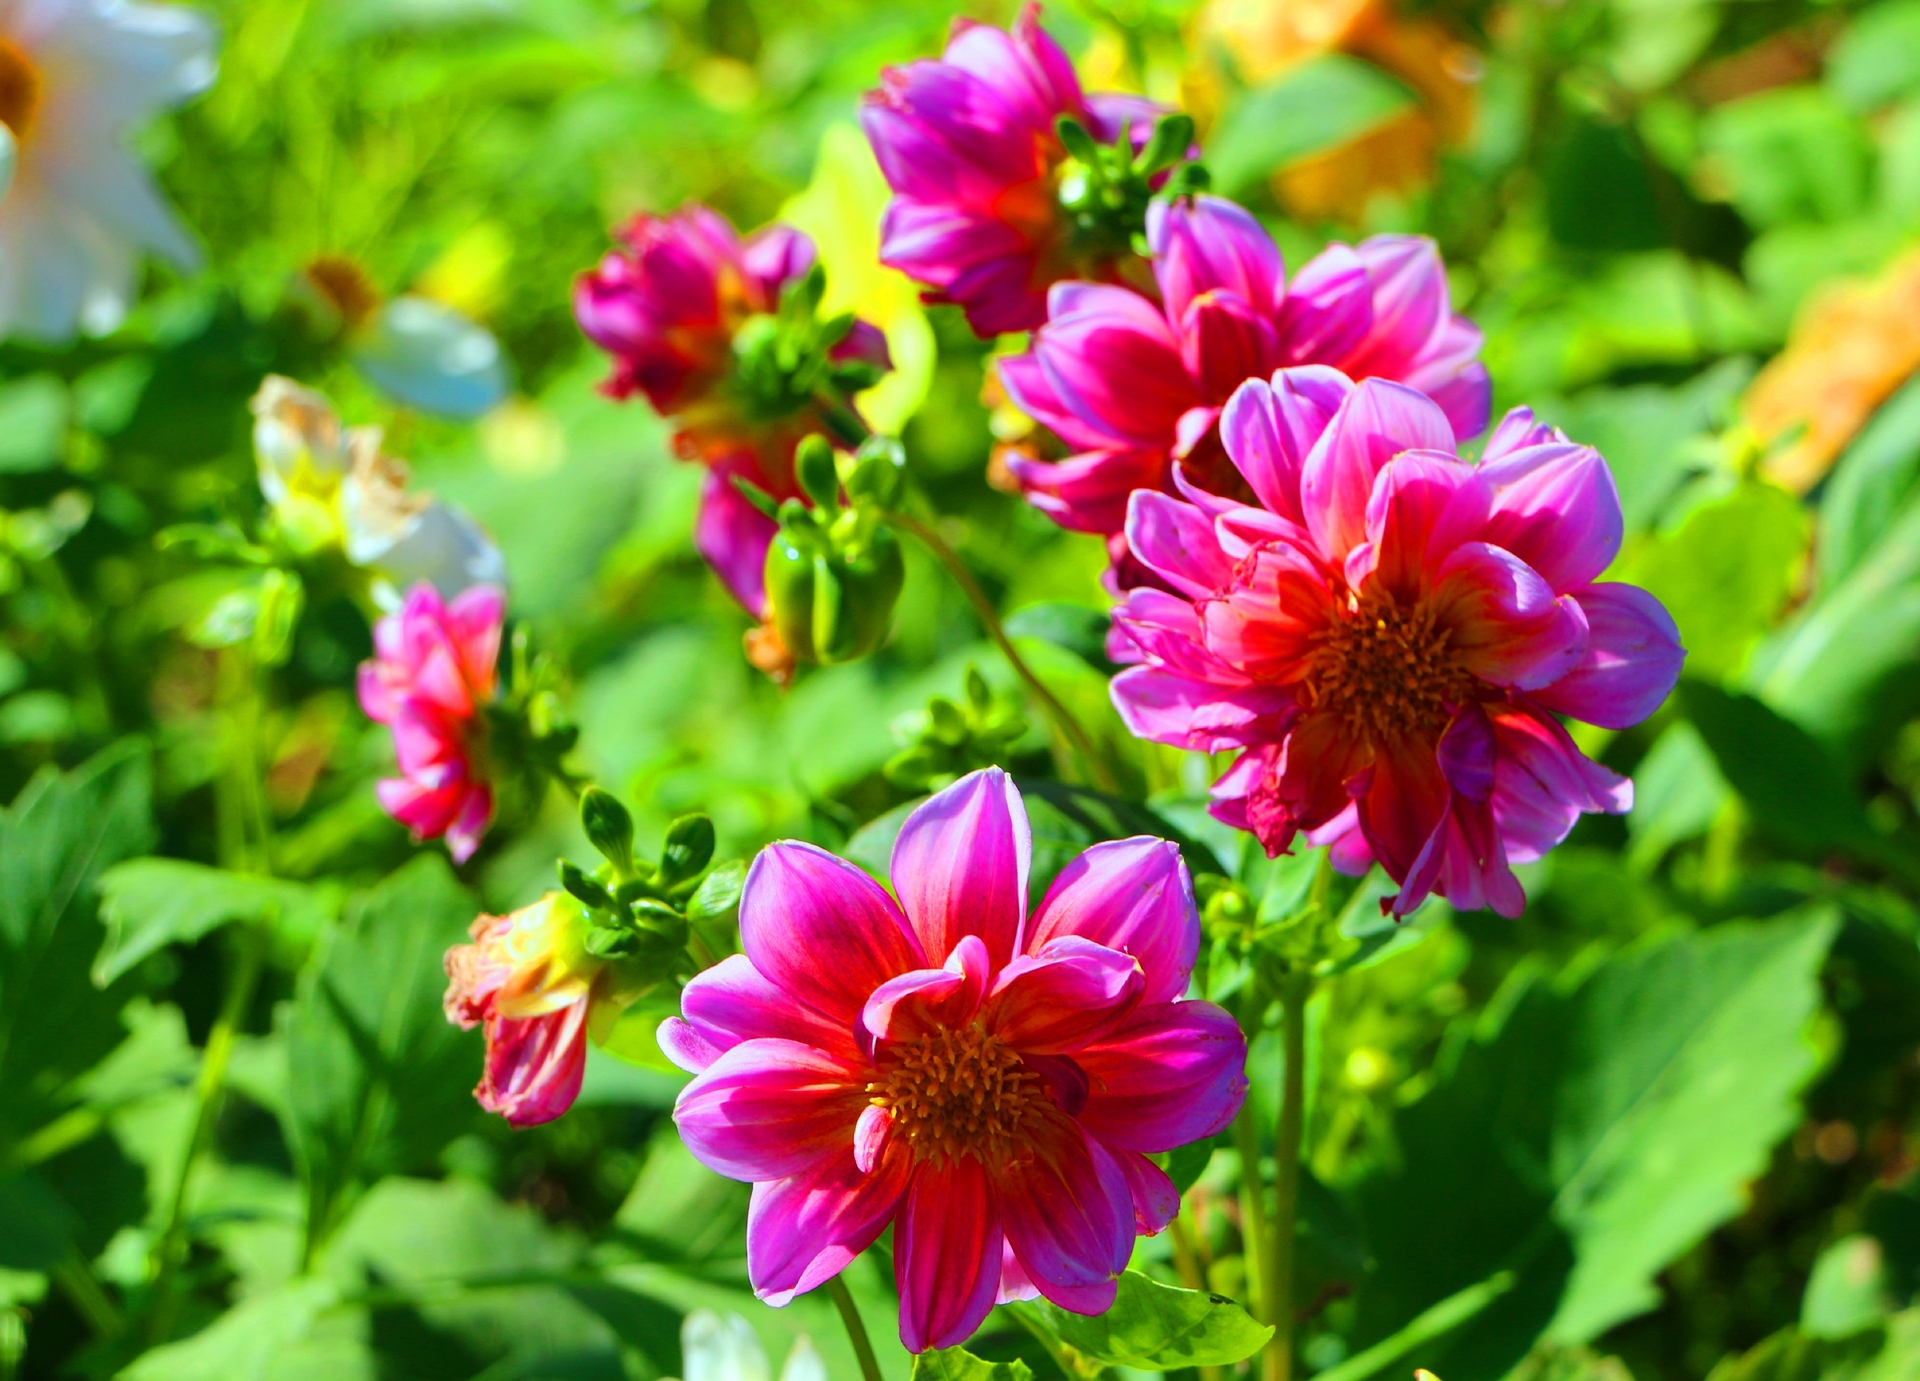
[353,295,510,419]
[779,1335,827,1381]
[683,1311,772,1381]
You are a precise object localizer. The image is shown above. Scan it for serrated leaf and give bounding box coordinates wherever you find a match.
[94,859,338,985]
[913,1347,1034,1381]
[1042,1270,1272,1370]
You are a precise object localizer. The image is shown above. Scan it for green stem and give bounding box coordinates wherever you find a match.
[147,926,265,1343]
[1270,969,1313,1381]
[52,1256,124,1337]
[1305,1271,1515,1381]
[889,511,1119,794]
[826,1275,884,1381]
[1232,1106,1272,1329]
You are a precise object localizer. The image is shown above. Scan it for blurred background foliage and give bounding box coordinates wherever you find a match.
[10,0,1920,1380]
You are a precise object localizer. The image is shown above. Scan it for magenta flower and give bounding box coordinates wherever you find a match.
[660,768,1247,1351]
[574,207,890,615]
[1109,372,1684,917]
[1000,196,1490,562]
[358,582,503,863]
[862,4,1165,337]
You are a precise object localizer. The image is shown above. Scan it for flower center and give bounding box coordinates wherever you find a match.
[868,1024,1048,1167]
[0,38,43,144]
[1298,594,1482,743]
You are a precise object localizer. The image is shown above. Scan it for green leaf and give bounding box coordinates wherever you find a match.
[914,1349,1033,1381]
[284,857,483,1249]
[1802,1236,1890,1339]
[1676,682,1879,859]
[94,859,338,985]
[0,1171,77,1270]
[1040,1270,1272,1370]
[1625,722,1731,873]
[1209,55,1417,197]
[1355,910,1839,1374]
[1827,1,1920,112]
[0,740,155,1151]
[1816,370,1920,589]
[1617,481,1809,681]
[1698,87,1873,229]
[0,374,70,474]
[120,1279,343,1381]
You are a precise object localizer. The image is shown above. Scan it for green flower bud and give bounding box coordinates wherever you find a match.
[559,859,617,913]
[795,434,841,512]
[581,787,636,877]
[764,511,904,665]
[660,812,716,885]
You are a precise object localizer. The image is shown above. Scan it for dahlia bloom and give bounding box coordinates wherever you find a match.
[862,4,1165,337]
[358,582,504,864]
[0,0,216,340]
[1001,195,1490,561]
[661,768,1247,1351]
[574,207,889,615]
[445,891,651,1126]
[1110,370,1684,917]
[251,376,507,600]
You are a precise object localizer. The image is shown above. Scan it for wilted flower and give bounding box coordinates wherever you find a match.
[1001,195,1488,574]
[862,4,1173,337]
[250,376,506,599]
[662,768,1247,1351]
[444,890,655,1127]
[575,207,890,615]
[0,0,216,340]
[1744,246,1920,494]
[359,583,505,864]
[1109,370,1684,916]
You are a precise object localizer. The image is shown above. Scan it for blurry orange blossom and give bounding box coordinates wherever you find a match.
[1745,247,1920,493]
[1187,0,1480,222]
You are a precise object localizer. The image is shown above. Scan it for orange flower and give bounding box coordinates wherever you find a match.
[1745,247,1920,494]
[1188,0,1480,223]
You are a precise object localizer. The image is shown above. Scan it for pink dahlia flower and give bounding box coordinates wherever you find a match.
[1001,196,1490,567]
[358,582,503,864]
[574,206,889,614]
[445,892,632,1126]
[1109,371,1684,917]
[660,768,1247,1351]
[862,4,1165,337]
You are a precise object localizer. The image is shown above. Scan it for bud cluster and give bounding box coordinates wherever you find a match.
[731,264,887,431]
[752,434,907,665]
[563,787,741,968]
[1055,111,1208,270]
[885,665,1029,793]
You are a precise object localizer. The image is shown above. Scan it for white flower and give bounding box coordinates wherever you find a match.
[248,374,506,602]
[0,0,217,341]
[681,1311,826,1381]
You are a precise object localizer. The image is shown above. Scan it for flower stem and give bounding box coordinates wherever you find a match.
[147,925,265,1342]
[1270,968,1313,1381]
[1232,1105,1273,1329]
[826,1275,884,1381]
[888,511,1119,794]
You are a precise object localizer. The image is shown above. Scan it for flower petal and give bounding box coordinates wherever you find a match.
[1113,1148,1181,1234]
[478,1002,588,1127]
[1035,283,1194,449]
[748,1146,914,1307]
[1000,1110,1134,1303]
[896,1157,1004,1352]
[1148,194,1284,327]
[1478,442,1624,592]
[1533,583,1684,729]
[1429,543,1589,691]
[679,953,861,1063]
[1126,490,1237,598]
[1180,290,1282,404]
[1360,450,1491,605]
[892,767,1031,968]
[864,936,993,1042]
[985,937,1144,1052]
[1300,377,1455,565]
[1218,367,1352,524]
[674,1038,868,1183]
[1490,706,1632,865]
[741,841,924,1027]
[1074,1001,1249,1152]
[1026,838,1198,1004]
[1277,242,1373,367]
[696,456,782,616]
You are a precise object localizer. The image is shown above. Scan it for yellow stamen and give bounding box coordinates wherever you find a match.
[867,1024,1048,1168]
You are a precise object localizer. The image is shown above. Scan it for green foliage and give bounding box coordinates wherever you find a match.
[1030,1271,1274,1371]
[1208,57,1417,198]
[914,1348,1035,1381]
[94,860,338,984]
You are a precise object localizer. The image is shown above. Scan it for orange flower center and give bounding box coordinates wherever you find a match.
[0,38,43,144]
[1299,594,1481,743]
[868,1024,1047,1167]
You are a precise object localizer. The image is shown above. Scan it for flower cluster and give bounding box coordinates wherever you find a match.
[661,770,1247,1349]
[575,207,890,616]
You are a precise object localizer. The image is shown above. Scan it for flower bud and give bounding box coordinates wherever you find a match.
[559,859,618,913]
[763,510,904,665]
[660,812,716,886]
[581,787,636,877]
